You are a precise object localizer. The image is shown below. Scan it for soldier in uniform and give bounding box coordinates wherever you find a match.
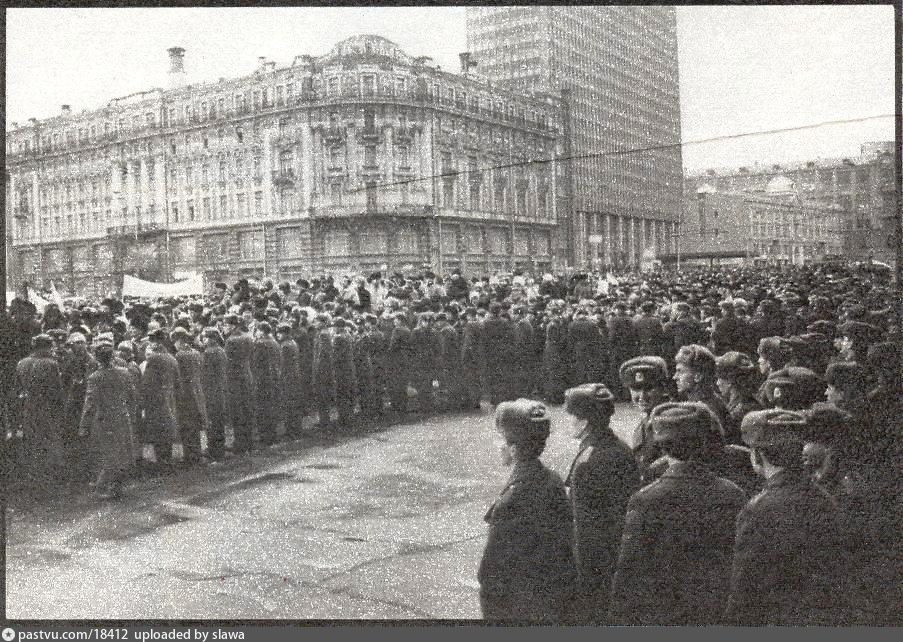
[79,338,137,499]
[609,403,747,625]
[663,301,705,365]
[482,303,518,406]
[140,329,181,465]
[292,310,315,420]
[608,302,639,400]
[568,307,607,387]
[725,409,847,625]
[223,313,256,454]
[15,334,65,496]
[251,321,282,446]
[276,322,304,437]
[673,344,730,428]
[634,300,667,360]
[759,366,824,411]
[459,308,483,411]
[508,307,533,399]
[200,327,228,462]
[386,312,413,415]
[331,317,357,428]
[711,299,750,356]
[171,327,208,463]
[619,356,672,483]
[60,332,98,481]
[435,312,462,410]
[542,302,569,404]
[563,383,640,623]
[478,399,577,622]
[311,314,336,428]
[410,312,438,413]
[714,351,763,445]
[114,341,143,463]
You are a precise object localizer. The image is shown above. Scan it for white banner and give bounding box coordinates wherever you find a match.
[122,273,204,298]
[6,290,52,311]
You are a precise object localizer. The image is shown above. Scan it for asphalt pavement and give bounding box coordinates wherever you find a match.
[5,402,643,620]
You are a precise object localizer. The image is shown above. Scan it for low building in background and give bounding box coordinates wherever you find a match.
[5,35,566,296]
[681,143,897,266]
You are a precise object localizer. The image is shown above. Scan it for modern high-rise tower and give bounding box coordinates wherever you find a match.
[467,6,684,267]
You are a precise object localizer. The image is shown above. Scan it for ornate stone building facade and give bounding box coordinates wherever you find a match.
[5,35,565,296]
[466,6,684,268]
[683,142,897,265]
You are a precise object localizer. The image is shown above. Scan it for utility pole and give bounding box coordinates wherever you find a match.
[508,132,515,272]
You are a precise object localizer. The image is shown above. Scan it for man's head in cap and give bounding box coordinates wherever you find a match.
[824,362,868,410]
[741,409,807,476]
[201,326,225,348]
[760,366,823,411]
[67,331,89,355]
[494,399,551,465]
[31,333,55,352]
[564,383,615,439]
[620,356,670,414]
[647,401,724,462]
[169,326,191,348]
[715,351,760,399]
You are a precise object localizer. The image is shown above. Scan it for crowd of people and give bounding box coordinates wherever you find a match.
[1,260,900,624]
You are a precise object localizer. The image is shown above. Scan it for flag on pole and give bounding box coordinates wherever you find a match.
[50,281,65,308]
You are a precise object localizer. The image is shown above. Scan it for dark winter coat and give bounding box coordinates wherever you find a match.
[479,458,578,622]
[609,461,747,625]
[724,469,848,626]
[565,428,641,622]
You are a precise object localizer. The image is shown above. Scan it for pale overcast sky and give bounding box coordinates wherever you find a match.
[5,5,895,171]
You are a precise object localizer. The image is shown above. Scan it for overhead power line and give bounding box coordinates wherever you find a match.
[348,112,895,194]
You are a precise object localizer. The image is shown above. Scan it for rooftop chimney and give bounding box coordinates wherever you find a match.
[61,105,72,117]
[459,52,476,75]
[168,47,186,73]
[167,47,187,88]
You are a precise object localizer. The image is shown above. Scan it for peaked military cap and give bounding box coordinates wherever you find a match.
[741,409,808,448]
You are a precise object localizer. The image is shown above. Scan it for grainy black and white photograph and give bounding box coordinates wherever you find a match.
[2,3,900,626]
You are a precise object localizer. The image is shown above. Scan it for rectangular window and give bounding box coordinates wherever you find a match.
[366,182,378,212]
[489,228,507,254]
[397,229,418,253]
[202,233,230,264]
[276,85,284,106]
[330,182,343,205]
[324,230,349,256]
[359,229,387,254]
[238,230,263,259]
[202,197,211,219]
[255,191,263,217]
[327,77,338,95]
[397,145,410,167]
[171,237,196,265]
[171,202,180,223]
[364,145,377,168]
[187,199,195,221]
[443,181,454,208]
[278,227,302,258]
[236,193,247,217]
